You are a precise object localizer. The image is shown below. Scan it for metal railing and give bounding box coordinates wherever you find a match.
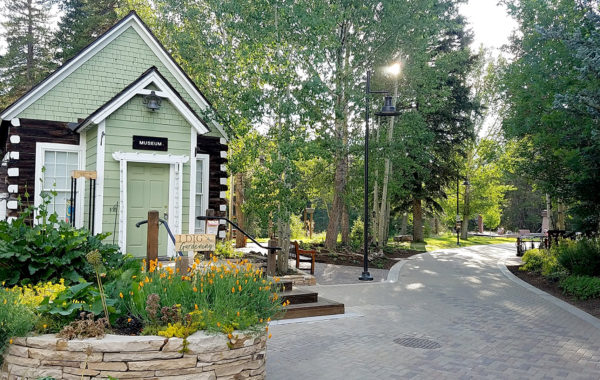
[136,218,183,257]
[196,216,281,252]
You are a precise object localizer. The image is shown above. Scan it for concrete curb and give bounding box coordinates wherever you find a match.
[386,253,429,283]
[498,258,600,331]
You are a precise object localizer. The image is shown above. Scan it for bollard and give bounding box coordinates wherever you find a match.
[147,210,159,269]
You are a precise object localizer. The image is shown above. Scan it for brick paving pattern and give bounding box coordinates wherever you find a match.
[267,244,600,379]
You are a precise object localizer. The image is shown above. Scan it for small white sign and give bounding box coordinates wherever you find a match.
[175,234,216,252]
[206,220,219,235]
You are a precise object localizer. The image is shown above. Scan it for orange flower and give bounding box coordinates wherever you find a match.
[268,334,272,339]
[193,286,198,292]
[9,339,13,344]
[217,322,221,327]
[231,287,235,293]
[238,285,242,292]
[127,318,132,323]
[236,311,240,317]
[138,281,144,288]
[195,304,198,310]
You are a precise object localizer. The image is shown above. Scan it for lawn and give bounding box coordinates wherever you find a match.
[394,233,516,252]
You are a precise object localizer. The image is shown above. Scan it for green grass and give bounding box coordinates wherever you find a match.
[255,232,514,252]
[394,233,516,252]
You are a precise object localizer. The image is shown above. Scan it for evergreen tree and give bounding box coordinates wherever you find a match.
[0,0,55,109]
[53,0,122,62]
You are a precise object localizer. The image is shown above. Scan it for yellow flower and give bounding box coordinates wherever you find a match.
[9,339,13,344]
[268,334,272,339]
[119,292,123,299]
[238,285,242,292]
[43,324,47,329]
[217,322,221,327]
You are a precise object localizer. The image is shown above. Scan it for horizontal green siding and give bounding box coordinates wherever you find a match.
[18,27,222,138]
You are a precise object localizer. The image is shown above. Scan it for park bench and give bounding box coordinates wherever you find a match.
[289,241,316,275]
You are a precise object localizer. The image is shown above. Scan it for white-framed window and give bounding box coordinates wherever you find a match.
[35,143,84,225]
[194,154,210,233]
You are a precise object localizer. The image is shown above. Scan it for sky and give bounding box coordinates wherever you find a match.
[460,0,518,52]
[0,1,517,63]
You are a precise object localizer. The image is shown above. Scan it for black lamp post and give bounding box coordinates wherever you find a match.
[359,70,401,281]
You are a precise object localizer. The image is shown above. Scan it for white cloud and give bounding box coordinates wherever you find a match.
[460,0,518,52]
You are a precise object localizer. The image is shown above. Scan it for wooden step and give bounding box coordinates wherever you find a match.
[276,280,293,292]
[278,297,345,320]
[279,289,318,305]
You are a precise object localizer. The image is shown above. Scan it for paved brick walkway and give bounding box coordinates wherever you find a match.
[267,244,600,379]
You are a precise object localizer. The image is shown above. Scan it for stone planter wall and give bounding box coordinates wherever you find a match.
[1,331,266,380]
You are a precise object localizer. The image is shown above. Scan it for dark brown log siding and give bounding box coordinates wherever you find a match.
[5,119,79,217]
[197,135,228,222]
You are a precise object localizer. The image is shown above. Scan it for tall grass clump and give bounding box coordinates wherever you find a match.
[0,287,36,362]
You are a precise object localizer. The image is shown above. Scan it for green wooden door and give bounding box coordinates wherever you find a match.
[127,163,169,257]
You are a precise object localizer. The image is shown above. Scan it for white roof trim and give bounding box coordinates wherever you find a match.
[78,70,209,135]
[0,12,228,141]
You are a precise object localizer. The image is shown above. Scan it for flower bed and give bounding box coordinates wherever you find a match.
[1,331,266,380]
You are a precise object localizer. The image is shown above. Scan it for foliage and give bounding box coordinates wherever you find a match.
[214,240,242,259]
[555,238,600,277]
[560,275,600,300]
[121,258,282,335]
[56,312,108,340]
[37,280,118,321]
[501,0,600,230]
[520,248,566,279]
[52,0,122,61]
[290,214,306,240]
[4,279,66,308]
[0,287,37,362]
[0,193,122,286]
[349,218,364,250]
[0,0,56,108]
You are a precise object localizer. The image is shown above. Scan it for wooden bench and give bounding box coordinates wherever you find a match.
[289,241,316,275]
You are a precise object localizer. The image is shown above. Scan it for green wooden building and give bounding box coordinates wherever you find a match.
[0,12,228,257]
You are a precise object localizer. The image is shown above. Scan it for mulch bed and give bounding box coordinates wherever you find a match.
[310,245,422,270]
[507,265,600,319]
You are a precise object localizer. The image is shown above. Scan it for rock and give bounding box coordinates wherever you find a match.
[6,345,28,358]
[3,355,40,367]
[67,334,166,352]
[26,335,59,350]
[28,347,102,362]
[62,367,100,376]
[87,361,127,371]
[127,355,197,371]
[98,370,155,378]
[104,351,183,361]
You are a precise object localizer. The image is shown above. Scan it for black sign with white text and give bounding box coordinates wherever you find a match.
[132,135,168,151]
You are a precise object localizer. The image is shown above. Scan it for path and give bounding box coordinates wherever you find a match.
[267,244,600,379]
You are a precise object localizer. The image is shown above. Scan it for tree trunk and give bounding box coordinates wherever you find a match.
[26,0,34,85]
[377,80,398,247]
[401,213,408,235]
[413,198,424,242]
[546,194,554,230]
[234,173,246,248]
[276,217,290,275]
[324,21,350,251]
[557,200,566,230]
[341,202,350,245]
[461,184,470,240]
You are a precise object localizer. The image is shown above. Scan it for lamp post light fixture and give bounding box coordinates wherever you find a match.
[359,68,401,282]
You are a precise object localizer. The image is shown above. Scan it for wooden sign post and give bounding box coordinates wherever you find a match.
[146,210,159,269]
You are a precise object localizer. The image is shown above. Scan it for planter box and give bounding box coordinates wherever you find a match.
[1,331,266,380]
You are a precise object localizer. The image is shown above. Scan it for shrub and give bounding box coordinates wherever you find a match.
[121,257,282,336]
[556,238,600,277]
[349,218,364,249]
[520,248,566,280]
[0,287,36,362]
[214,240,242,259]
[0,193,122,285]
[560,275,600,300]
[290,214,305,240]
[520,249,545,273]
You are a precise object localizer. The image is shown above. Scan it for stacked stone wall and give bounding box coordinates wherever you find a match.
[1,332,265,380]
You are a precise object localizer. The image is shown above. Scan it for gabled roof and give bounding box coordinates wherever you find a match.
[0,11,227,140]
[73,67,209,135]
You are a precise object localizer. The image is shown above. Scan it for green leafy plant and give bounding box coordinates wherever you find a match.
[0,287,36,364]
[556,238,600,277]
[86,250,110,326]
[37,280,118,321]
[121,258,282,335]
[349,218,364,250]
[0,192,122,285]
[520,248,545,273]
[560,275,600,300]
[214,240,242,258]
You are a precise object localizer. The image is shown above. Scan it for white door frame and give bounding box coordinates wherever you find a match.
[112,152,189,256]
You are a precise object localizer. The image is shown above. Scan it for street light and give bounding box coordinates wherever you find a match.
[359,67,401,282]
